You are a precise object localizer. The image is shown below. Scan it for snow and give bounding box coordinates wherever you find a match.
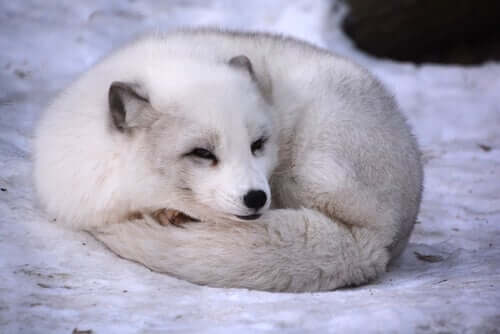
[1,0,499,333]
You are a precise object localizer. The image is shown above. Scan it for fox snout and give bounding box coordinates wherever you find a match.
[233,189,268,221]
[243,189,267,210]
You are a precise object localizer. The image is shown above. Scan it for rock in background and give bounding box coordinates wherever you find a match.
[342,0,500,64]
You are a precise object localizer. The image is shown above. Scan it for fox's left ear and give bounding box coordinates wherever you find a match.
[228,55,273,103]
[108,81,158,132]
[229,55,256,79]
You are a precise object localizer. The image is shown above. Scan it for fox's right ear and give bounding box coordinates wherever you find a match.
[108,81,157,132]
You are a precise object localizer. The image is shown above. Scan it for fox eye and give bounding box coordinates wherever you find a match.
[187,148,218,162]
[251,137,267,155]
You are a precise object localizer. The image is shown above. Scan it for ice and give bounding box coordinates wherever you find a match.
[1,1,499,333]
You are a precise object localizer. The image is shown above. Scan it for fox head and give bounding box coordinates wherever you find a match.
[109,55,278,222]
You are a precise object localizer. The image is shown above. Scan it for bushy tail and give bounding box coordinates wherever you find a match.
[91,208,389,292]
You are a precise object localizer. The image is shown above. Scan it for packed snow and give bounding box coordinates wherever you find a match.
[1,1,499,333]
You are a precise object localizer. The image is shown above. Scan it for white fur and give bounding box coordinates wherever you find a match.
[33,29,423,292]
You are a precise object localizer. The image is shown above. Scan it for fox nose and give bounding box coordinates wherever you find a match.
[243,190,267,210]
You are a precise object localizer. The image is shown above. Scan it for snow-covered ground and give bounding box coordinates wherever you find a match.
[1,1,499,333]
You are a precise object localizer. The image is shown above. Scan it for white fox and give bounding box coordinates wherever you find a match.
[33,29,423,292]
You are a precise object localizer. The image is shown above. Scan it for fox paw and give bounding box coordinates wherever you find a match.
[152,208,197,228]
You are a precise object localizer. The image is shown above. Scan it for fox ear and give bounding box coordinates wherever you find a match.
[108,81,157,132]
[229,55,255,78]
[228,55,273,103]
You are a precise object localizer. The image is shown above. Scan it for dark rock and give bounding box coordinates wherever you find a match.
[342,0,500,64]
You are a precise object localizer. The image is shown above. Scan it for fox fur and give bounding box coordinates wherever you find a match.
[33,29,423,292]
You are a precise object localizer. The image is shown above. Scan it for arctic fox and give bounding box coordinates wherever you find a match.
[33,29,423,292]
